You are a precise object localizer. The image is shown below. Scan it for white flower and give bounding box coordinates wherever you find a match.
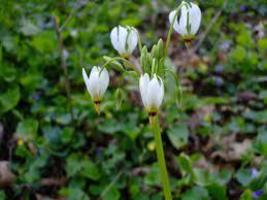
[110,25,138,57]
[82,66,109,103]
[169,1,201,40]
[139,73,164,115]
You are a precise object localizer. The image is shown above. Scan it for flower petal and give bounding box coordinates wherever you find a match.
[139,73,150,108]
[147,75,164,110]
[188,3,201,34]
[176,5,189,35]
[82,68,90,94]
[110,26,120,52]
[88,66,100,98]
[126,28,138,54]
[98,67,109,97]
[169,10,180,33]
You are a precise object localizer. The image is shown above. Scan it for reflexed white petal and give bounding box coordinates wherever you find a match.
[146,75,163,109]
[110,27,120,52]
[88,66,100,98]
[82,68,92,96]
[98,67,109,96]
[169,10,180,34]
[110,26,127,55]
[139,73,150,108]
[176,5,189,35]
[169,10,176,25]
[117,26,128,54]
[126,28,138,54]
[189,3,201,34]
[155,76,164,108]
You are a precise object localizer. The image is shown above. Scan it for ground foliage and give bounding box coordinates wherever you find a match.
[0,0,267,199]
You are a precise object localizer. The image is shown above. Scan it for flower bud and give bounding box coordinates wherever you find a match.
[110,25,138,57]
[82,67,109,108]
[139,73,164,116]
[169,1,201,42]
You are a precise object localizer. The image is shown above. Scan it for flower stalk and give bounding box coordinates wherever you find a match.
[149,115,172,200]
[165,3,184,56]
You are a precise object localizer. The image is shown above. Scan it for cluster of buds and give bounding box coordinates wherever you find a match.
[82,1,201,115]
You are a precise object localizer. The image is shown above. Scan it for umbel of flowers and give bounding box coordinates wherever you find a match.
[82,1,201,200]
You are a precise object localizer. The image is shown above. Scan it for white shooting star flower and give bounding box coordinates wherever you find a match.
[139,73,164,116]
[169,1,201,42]
[82,66,109,112]
[110,25,138,57]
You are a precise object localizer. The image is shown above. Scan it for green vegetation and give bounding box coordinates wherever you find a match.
[0,0,267,199]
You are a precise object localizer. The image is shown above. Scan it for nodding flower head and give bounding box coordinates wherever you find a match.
[110,25,138,57]
[82,66,109,106]
[139,73,164,116]
[169,1,201,42]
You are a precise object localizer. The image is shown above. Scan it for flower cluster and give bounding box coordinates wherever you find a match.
[82,1,201,115]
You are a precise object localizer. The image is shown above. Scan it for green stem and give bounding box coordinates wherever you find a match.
[103,57,138,72]
[150,116,172,200]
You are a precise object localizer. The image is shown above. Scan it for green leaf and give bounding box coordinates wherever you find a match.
[80,159,101,181]
[62,188,90,200]
[66,154,101,181]
[144,163,161,186]
[102,185,120,200]
[20,72,45,91]
[0,63,17,82]
[230,45,246,63]
[236,29,253,48]
[207,184,227,200]
[16,119,38,141]
[30,31,57,54]
[23,153,48,183]
[240,190,253,200]
[213,169,232,185]
[258,38,267,51]
[167,124,189,150]
[66,154,83,177]
[98,119,125,134]
[193,168,213,186]
[0,86,20,113]
[181,186,209,200]
[177,153,194,177]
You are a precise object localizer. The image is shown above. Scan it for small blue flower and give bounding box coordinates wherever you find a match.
[253,189,263,199]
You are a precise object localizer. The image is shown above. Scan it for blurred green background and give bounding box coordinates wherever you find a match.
[0,0,267,199]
